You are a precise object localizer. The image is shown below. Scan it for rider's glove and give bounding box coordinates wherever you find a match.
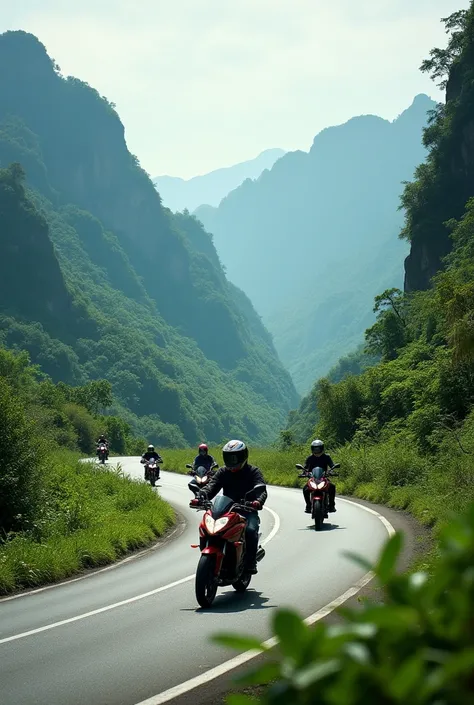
[251,500,262,510]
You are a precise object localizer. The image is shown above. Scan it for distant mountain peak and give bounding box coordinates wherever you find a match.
[153,148,286,211]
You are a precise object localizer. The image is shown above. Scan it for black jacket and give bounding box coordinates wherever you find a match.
[201,464,267,506]
[304,453,334,472]
[142,451,162,462]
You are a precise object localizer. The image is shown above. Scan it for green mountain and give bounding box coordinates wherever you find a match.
[196,95,436,394]
[0,30,298,446]
[153,149,285,212]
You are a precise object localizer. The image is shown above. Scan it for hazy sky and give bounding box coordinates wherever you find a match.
[1,0,469,178]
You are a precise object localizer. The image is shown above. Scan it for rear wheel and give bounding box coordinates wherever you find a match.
[232,572,252,592]
[313,499,323,531]
[195,554,218,608]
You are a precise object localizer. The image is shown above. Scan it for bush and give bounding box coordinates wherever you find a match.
[217,502,474,705]
[0,377,45,533]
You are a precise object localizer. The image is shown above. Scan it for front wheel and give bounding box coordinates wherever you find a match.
[232,572,252,592]
[149,472,156,487]
[313,499,323,531]
[195,554,218,608]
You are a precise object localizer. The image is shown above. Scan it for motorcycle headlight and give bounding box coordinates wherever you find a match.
[202,476,208,483]
[317,481,326,490]
[204,514,215,533]
[309,480,317,489]
[214,517,229,532]
[196,477,202,483]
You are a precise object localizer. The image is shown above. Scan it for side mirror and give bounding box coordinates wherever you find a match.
[244,483,265,499]
[333,463,340,469]
[295,464,304,470]
[186,464,192,469]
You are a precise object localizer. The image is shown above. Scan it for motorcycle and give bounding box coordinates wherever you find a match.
[190,485,266,608]
[97,444,108,464]
[186,462,218,496]
[141,457,163,487]
[296,463,340,531]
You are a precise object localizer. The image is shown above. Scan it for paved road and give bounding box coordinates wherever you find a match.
[0,457,392,705]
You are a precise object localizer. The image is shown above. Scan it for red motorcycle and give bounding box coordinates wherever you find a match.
[186,462,218,496]
[141,457,162,487]
[190,485,266,608]
[296,463,340,531]
[97,444,108,464]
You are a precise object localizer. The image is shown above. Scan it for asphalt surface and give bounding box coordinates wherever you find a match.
[0,457,392,705]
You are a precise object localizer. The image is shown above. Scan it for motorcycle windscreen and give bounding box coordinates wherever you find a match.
[311,467,325,481]
[211,495,234,519]
[195,466,207,477]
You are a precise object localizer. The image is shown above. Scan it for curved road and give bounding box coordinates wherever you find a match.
[0,458,393,705]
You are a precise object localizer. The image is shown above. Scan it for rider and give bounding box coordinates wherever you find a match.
[192,443,216,472]
[97,433,109,459]
[190,440,267,575]
[302,439,337,513]
[140,445,163,477]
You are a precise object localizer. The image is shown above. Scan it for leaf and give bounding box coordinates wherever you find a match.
[375,532,403,582]
[390,656,424,700]
[343,550,373,572]
[213,633,268,653]
[272,609,308,659]
[292,659,340,690]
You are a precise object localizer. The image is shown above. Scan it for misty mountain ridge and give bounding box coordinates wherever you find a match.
[196,93,436,393]
[153,148,286,212]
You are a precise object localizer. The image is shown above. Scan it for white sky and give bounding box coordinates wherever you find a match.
[1,0,469,178]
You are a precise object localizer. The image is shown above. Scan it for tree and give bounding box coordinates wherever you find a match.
[420,10,469,87]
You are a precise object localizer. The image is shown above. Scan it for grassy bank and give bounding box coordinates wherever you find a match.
[0,451,175,594]
[163,441,474,538]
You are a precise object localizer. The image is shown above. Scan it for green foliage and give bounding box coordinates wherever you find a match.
[219,503,474,704]
[0,376,44,533]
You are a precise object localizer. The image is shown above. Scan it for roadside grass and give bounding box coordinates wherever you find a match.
[0,450,175,594]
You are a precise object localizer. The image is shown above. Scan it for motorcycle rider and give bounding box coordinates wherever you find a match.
[191,443,216,473]
[190,439,267,575]
[96,433,109,459]
[140,444,163,479]
[302,439,337,514]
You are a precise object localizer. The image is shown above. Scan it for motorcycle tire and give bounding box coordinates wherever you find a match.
[232,573,252,592]
[313,499,323,531]
[150,474,156,487]
[195,554,218,608]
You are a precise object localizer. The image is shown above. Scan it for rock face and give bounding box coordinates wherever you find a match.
[403,12,474,292]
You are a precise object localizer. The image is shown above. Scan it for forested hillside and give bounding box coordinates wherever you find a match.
[154,148,285,212]
[197,95,435,393]
[285,6,474,525]
[0,30,298,446]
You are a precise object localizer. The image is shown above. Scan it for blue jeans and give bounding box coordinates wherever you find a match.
[240,510,260,565]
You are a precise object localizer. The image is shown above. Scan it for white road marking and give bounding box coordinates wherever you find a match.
[130,498,396,705]
[0,505,280,645]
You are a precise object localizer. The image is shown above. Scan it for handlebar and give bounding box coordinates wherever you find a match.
[190,499,259,512]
